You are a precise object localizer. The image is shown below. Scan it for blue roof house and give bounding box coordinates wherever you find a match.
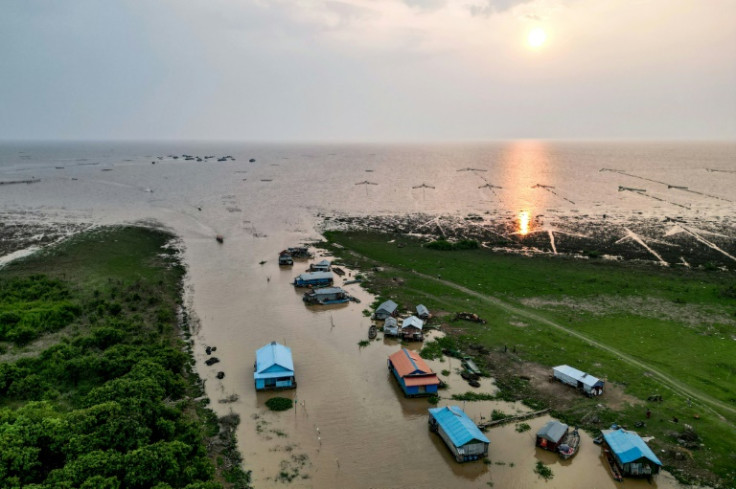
[254,342,296,391]
[602,429,662,478]
[428,406,490,462]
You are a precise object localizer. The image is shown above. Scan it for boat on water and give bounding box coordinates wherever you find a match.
[604,448,624,481]
[368,325,377,339]
[216,234,224,243]
[558,429,580,459]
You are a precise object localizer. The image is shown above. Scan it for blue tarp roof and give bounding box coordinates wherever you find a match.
[255,342,294,379]
[429,406,490,447]
[603,429,662,466]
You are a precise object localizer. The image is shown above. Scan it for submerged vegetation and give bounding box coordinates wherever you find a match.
[322,230,736,488]
[0,226,250,489]
[265,397,294,412]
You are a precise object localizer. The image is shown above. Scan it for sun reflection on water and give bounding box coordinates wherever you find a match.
[519,210,530,235]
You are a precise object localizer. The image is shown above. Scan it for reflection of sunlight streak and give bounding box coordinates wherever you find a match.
[519,211,530,236]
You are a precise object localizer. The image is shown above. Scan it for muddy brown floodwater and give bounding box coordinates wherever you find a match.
[186,238,692,489]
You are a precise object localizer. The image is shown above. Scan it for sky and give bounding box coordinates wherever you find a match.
[1,0,735,142]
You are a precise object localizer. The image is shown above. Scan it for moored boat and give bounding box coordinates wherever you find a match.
[558,428,580,459]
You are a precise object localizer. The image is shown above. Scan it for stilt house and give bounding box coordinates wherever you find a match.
[374,300,398,320]
[428,406,490,462]
[602,429,662,478]
[400,315,424,341]
[536,421,569,451]
[254,342,296,390]
[388,348,439,397]
[293,271,333,288]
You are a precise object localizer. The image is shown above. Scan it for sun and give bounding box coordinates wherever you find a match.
[527,27,547,48]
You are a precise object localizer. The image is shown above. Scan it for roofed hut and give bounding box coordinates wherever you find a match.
[536,421,569,451]
[383,316,399,336]
[374,299,398,320]
[602,429,662,478]
[253,342,296,390]
[388,348,439,397]
[400,315,424,341]
[428,406,490,462]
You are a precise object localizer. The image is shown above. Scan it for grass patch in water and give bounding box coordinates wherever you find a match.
[266,397,294,412]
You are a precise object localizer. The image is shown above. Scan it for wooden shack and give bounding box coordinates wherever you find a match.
[536,420,569,451]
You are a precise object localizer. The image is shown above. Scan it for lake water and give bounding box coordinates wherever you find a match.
[1,140,733,488]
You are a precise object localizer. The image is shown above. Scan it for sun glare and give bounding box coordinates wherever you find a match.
[527,27,547,48]
[519,211,530,236]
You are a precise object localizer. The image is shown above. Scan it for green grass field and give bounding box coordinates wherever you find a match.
[323,230,736,487]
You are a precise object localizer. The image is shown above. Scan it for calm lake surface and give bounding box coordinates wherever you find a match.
[1,141,734,488]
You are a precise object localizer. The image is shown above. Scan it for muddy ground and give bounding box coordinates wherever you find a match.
[322,212,736,269]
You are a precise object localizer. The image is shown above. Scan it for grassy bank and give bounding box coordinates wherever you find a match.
[322,230,736,488]
[0,226,250,489]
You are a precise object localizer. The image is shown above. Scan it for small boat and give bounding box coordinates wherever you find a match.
[368,325,377,339]
[558,429,580,459]
[604,448,623,481]
[216,235,224,243]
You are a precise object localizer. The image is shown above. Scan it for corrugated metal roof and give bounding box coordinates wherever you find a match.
[389,348,433,377]
[429,406,490,447]
[377,300,398,313]
[603,429,662,466]
[310,287,345,295]
[255,342,294,375]
[401,316,424,330]
[553,364,604,388]
[536,421,568,443]
[296,271,333,281]
[416,304,429,316]
[315,259,330,266]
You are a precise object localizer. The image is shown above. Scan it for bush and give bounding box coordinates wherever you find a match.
[265,397,293,411]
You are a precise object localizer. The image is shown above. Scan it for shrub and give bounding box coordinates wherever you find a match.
[265,397,293,411]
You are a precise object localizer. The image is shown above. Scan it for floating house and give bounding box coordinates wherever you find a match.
[383,317,399,336]
[303,287,349,305]
[309,259,331,272]
[254,342,296,391]
[416,304,430,319]
[388,348,439,397]
[428,406,490,462]
[293,271,333,288]
[553,365,604,396]
[374,300,398,320]
[602,429,662,478]
[536,421,569,451]
[400,315,424,341]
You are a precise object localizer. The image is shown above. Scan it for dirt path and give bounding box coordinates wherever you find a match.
[412,270,736,424]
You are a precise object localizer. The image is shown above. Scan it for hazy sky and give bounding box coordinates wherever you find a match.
[2,0,735,141]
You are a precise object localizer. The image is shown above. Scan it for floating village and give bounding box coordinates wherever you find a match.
[236,245,667,483]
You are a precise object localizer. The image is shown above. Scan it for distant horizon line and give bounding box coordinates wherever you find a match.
[1,137,734,145]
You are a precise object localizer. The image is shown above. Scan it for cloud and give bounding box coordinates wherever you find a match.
[467,0,535,17]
